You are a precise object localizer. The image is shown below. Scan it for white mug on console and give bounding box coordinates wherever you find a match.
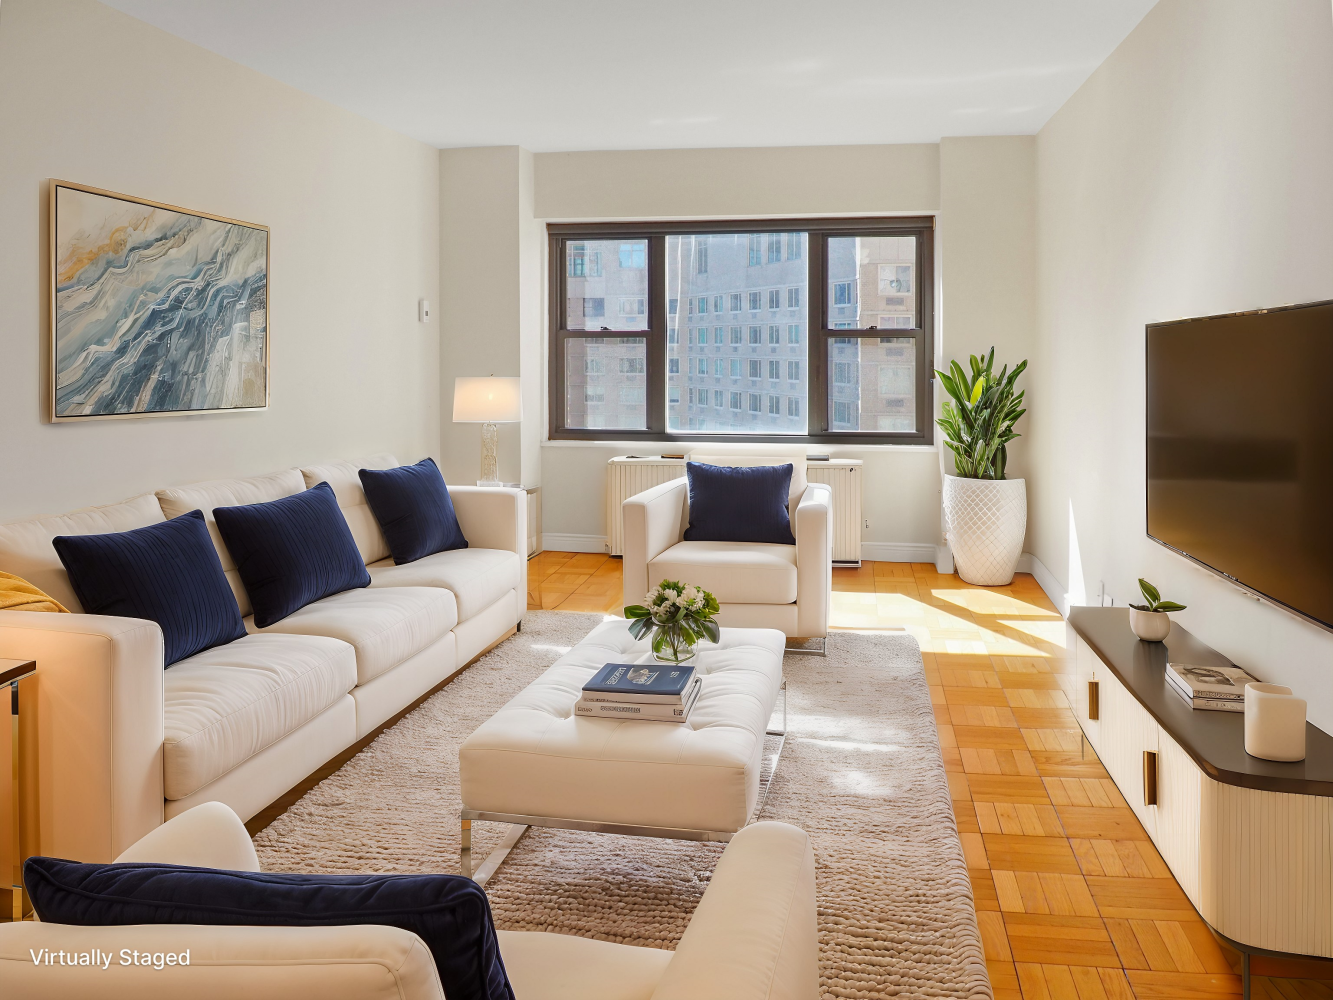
[1244,683,1307,762]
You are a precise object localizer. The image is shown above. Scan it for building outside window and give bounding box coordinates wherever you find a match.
[549,220,931,441]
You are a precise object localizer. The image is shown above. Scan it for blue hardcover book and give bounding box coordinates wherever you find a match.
[582,663,696,704]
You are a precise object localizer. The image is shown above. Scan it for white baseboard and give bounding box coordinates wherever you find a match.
[860,542,938,563]
[541,533,609,554]
[1022,552,1068,616]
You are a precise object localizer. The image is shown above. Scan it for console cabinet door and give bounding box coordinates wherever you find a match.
[1097,670,1159,839]
[1070,632,1101,751]
[1153,727,1202,908]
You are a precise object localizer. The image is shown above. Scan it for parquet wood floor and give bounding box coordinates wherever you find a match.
[528,552,1333,999]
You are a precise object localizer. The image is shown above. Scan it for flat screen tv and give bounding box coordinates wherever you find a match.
[1147,299,1333,631]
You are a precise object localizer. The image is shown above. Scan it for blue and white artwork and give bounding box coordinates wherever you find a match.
[52,183,268,419]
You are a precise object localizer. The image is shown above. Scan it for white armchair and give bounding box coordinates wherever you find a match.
[0,803,818,1000]
[622,457,832,644]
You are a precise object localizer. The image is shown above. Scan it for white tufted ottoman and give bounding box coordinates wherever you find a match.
[458,618,786,879]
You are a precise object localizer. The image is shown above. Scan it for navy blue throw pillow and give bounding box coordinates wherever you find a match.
[359,458,468,564]
[24,857,514,1000]
[52,510,246,667]
[683,461,796,545]
[213,482,370,628]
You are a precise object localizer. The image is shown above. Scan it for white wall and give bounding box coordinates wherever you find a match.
[0,0,441,521]
[533,141,1036,556]
[1032,0,1333,724]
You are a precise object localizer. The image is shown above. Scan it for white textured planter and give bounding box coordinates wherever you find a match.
[942,475,1027,586]
[1129,609,1172,642]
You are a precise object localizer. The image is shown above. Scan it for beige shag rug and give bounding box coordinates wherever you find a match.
[254,611,990,999]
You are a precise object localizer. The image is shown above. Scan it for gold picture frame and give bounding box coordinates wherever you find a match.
[49,179,270,422]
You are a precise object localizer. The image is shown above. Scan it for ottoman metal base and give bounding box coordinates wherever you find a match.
[462,680,787,884]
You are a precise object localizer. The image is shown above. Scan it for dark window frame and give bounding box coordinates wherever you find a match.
[547,216,935,444]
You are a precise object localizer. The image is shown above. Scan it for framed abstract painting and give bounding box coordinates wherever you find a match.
[49,180,269,421]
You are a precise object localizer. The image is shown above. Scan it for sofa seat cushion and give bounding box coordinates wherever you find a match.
[649,541,797,605]
[498,930,670,1000]
[248,586,457,685]
[367,548,518,623]
[163,633,357,801]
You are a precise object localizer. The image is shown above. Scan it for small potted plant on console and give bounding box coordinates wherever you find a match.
[1128,578,1186,641]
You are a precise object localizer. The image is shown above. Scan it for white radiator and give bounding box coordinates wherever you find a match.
[606,456,863,564]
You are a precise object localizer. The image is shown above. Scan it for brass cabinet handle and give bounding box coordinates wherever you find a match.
[1088,680,1100,721]
[1143,750,1158,806]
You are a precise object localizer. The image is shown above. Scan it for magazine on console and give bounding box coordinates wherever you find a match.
[1166,662,1257,712]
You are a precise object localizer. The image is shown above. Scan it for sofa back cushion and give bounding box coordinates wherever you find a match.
[157,469,306,617]
[24,857,514,1000]
[51,511,246,666]
[0,494,165,613]
[359,458,468,565]
[683,461,797,545]
[213,482,371,628]
[299,455,398,564]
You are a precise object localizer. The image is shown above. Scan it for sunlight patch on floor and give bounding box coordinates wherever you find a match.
[931,589,1060,617]
[997,619,1068,647]
[831,592,1046,656]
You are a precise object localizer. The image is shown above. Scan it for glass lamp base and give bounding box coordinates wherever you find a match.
[479,422,499,486]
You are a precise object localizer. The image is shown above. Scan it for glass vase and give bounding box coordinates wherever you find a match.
[652,623,698,664]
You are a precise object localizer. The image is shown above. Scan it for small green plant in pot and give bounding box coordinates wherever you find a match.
[1128,579,1186,642]
[625,580,721,664]
[935,348,1029,585]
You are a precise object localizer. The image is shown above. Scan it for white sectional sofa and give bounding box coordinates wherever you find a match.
[0,456,526,864]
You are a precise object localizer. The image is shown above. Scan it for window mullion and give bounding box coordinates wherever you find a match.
[646,235,667,434]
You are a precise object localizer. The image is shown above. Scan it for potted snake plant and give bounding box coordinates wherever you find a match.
[936,349,1028,586]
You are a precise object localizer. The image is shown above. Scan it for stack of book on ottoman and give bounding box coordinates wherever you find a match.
[575,662,701,723]
[1166,661,1257,712]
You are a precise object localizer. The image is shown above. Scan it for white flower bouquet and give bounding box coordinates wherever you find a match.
[624,579,721,664]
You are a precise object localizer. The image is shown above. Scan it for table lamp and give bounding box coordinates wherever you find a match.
[453,376,522,486]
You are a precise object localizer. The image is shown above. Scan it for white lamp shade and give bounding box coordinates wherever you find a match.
[453,376,522,423]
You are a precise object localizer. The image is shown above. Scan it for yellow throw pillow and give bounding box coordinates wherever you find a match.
[0,571,69,613]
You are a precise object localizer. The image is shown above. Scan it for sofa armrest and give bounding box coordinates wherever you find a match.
[794,484,832,639]
[621,477,688,607]
[449,486,528,616]
[652,821,818,1000]
[0,612,164,862]
[0,922,444,1000]
[115,801,260,871]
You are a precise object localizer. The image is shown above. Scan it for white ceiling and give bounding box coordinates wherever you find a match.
[104,0,1157,152]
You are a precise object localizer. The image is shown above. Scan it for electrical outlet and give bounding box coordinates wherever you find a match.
[418,299,431,322]
[863,518,870,530]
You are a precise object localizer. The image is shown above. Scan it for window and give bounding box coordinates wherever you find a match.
[549,218,931,442]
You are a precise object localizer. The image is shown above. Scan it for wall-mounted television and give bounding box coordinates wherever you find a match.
[1146,299,1333,632]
